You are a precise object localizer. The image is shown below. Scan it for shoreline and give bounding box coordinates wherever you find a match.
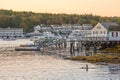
[69,53,120,64]
[0,43,120,65]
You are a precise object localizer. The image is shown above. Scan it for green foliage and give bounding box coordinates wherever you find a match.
[0,9,120,32]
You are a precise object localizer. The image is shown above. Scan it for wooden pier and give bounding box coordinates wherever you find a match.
[14,38,120,57]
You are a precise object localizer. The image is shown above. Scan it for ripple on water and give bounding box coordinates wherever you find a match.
[0,55,120,80]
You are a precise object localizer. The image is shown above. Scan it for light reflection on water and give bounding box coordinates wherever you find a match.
[0,55,120,80]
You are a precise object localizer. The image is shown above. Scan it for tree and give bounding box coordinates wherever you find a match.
[0,9,120,33]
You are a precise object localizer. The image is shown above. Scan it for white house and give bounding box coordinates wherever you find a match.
[0,28,24,39]
[26,25,42,37]
[69,30,82,40]
[69,24,93,41]
[91,22,108,41]
[82,24,93,30]
[33,25,41,33]
[91,22,119,41]
[71,24,83,30]
[80,30,92,41]
[40,24,53,32]
[108,26,120,41]
[69,29,92,41]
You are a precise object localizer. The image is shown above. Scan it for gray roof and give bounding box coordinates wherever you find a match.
[108,26,120,31]
[101,22,119,29]
[0,28,23,30]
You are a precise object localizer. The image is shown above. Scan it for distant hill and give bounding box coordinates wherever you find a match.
[0,9,120,32]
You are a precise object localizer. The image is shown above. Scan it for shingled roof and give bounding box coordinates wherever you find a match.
[108,26,120,31]
[101,22,119,29]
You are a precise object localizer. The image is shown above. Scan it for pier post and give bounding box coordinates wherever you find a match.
[93,44,97,54]
[64,39,67,49]
[76,42,80,54]
[70,40,75,57]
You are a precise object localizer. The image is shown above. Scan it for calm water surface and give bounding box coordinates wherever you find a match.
[0,55,119,80]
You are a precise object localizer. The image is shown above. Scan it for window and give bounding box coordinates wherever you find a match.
[112,32,114,37]
[97,26,101,29]
[96,31,98,34]
[116,32,118,37]
[104,31,106,34]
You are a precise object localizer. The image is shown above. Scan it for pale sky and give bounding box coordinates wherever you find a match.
[0,0,120,17]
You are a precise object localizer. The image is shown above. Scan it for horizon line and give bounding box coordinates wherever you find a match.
[0,9,120,17]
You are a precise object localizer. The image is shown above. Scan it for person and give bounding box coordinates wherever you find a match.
[86,64,88,72]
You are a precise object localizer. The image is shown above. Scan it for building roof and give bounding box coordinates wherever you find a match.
[82,24,93,30]
[101,22,119,29]
[72,24,81,26]
[26,32,43,36]
[82,24,93,27]
[108,26,120,31]
[0,28,23,30]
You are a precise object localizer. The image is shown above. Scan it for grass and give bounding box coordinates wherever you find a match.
[102,45,120,53]
[71,53,120,64]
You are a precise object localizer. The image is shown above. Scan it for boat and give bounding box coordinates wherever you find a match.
[15,46,40,51]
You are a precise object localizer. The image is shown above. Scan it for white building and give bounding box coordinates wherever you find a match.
[26,25,42,37]
[27,22,120,41]
[91,22,119,41]
[108,26,120,41]
[82,24,93,30]
[69,22,120,41]
[33,25,41,33]
[69,29,92,41]
[91,22,108,41]
[80,30,92,41]
[72,24,83,30]
[69,30,82,40]
[69,24,93,41]
[0,28,24,39]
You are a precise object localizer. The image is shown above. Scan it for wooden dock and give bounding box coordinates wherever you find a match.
[14,38,120,57]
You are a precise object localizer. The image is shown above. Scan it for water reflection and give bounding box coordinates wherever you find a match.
[0,54,119,80]
[108,65,120,74]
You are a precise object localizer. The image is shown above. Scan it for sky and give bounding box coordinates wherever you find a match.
[0,0,120,17]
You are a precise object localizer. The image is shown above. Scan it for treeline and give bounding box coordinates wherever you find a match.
[0,9,120,32]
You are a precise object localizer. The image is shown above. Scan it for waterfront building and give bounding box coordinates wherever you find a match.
[69,30,82,40]
[0,28,24,39]
[80,30,92,41]
[26,25,42,37]
[91,22,119,41]
[69,22,120,41]
[91,22,108,41]
[69,24,92,41]
[27,22,120,41]
[108,26,120,41]
[82,24,93,30]
[41,25,53,32]
[71,24,83,30]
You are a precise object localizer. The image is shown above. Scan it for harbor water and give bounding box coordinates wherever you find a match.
[0,39,120,80]
[0,54,119,80]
